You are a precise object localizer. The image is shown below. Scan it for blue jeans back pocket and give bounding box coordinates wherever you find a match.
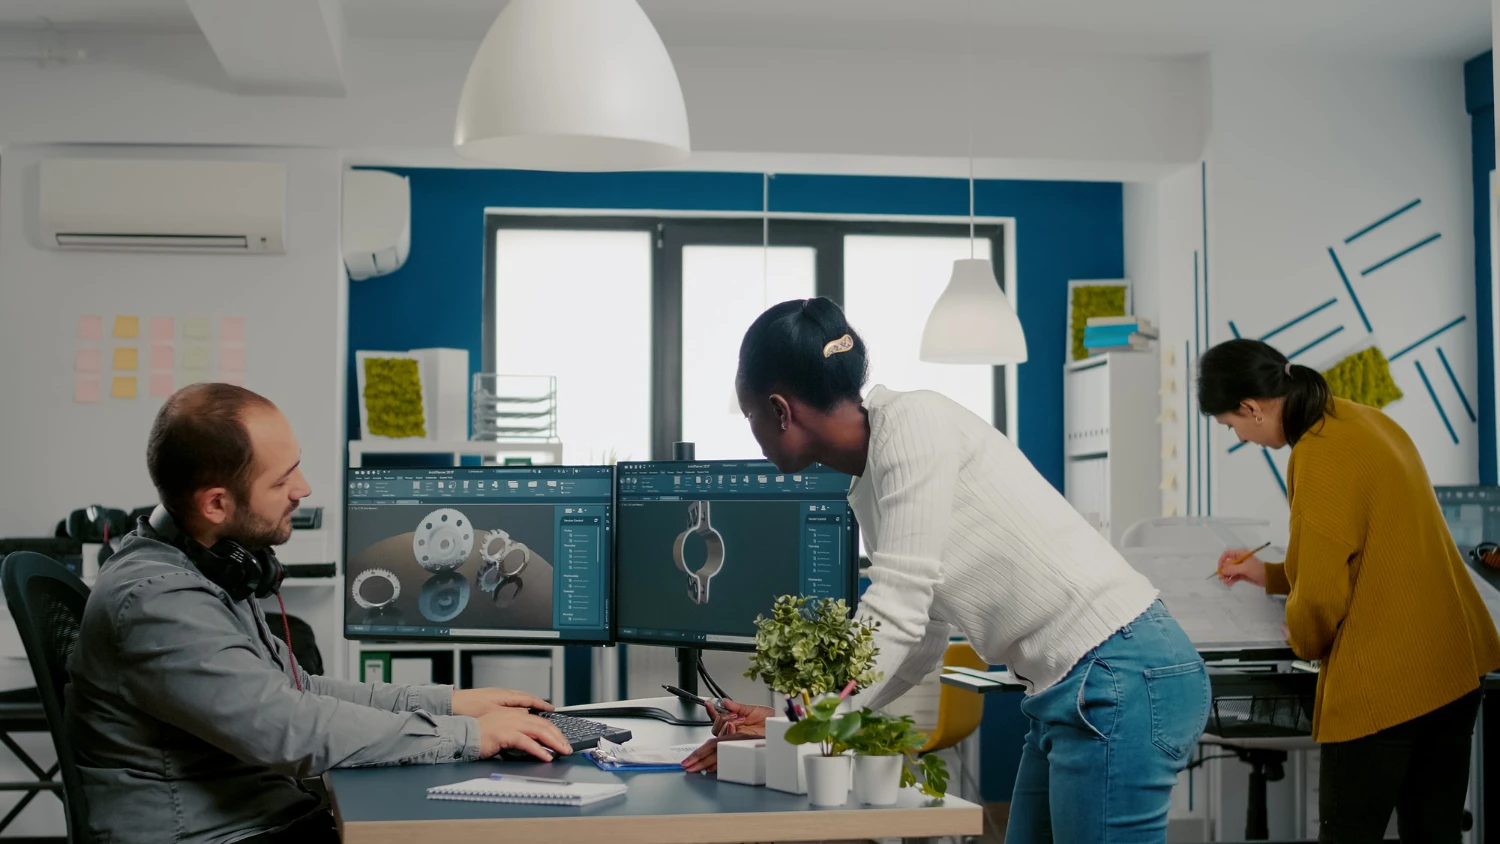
[1143,661,1209,759]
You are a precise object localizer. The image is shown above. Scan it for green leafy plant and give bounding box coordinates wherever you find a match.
[362,357,427,438]
[784,701,949,798]
[846,708,950,799]
[744,595,881,697]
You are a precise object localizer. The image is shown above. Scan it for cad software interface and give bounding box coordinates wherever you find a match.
[344,466,612,643]
[614,461,857,648]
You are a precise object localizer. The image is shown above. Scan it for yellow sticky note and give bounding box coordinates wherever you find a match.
[184,346,211,371]
[113,347,139,371]
[113,316,140,339]
[111,376,137,400]
[184,317,212,340]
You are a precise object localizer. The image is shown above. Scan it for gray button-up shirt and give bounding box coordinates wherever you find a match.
[68,527,482,844]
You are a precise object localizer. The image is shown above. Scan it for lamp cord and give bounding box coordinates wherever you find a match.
[762,171,769,307]
[966,0,975,258]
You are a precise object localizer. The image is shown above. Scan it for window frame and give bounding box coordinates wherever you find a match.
[483,213,1010,461]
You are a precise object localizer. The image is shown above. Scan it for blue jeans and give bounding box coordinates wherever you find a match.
[1006,600,1210,844]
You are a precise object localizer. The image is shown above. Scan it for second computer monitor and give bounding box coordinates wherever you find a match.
[614,460,859,650]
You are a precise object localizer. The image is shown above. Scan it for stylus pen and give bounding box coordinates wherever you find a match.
[490,773,569,785]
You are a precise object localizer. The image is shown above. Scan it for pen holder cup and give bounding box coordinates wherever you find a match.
[764,717,816,794]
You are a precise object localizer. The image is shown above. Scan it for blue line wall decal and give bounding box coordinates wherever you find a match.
[1184,339,1191,516]
[1229,441,1248,454]
[1261,298,1339,342]
[1360,233,1443,276]
[1416,360,1460,444]
[1389,315,1468,362]
[1288,326,1345,360]
[1228,320,1241,339]
[1194,251,1203,517]
[1203,161,1210,516]
[1262,448,1288,497]
[1345,199,1422,244]
[1436,347,1477,423]
[1328,248,1372,333]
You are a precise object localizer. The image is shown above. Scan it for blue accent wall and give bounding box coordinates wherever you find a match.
[1466,51,1496,484]
[347,167,1125,801]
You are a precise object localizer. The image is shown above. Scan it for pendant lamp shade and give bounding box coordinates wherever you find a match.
[919,259,1028,364]
[454,0,691,172]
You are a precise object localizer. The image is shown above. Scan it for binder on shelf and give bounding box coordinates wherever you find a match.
[361,652,391,683]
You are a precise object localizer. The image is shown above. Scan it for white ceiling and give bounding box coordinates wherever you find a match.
[0,0,1489,59]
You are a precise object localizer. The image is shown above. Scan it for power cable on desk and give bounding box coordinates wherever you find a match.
[560,705,712,727]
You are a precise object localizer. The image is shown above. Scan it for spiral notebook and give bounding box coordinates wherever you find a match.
[426,777,627,806]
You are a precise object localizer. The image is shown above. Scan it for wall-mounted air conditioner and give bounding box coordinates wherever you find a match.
[342,170,410,280]
[39,158,287,254]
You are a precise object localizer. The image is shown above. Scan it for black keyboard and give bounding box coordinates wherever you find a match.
[538,711,632,751]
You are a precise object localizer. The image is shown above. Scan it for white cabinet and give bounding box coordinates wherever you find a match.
[1063,353,1159,544]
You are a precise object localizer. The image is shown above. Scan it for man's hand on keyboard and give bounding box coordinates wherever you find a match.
[453,687,554,717]
[477,709,573,760]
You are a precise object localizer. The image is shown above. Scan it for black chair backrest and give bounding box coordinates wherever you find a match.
[2,552,91,842]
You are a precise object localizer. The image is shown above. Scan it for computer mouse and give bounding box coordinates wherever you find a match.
[499,746,557,763]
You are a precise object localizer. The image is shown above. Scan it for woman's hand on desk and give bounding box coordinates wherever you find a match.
[680,700,775,773]
[476,709,572,761]
[452,688,554,717]
[1217,551,1268,587]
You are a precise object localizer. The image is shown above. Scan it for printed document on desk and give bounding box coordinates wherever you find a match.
[1121,548,1286,648]
[1467,567,1500,632]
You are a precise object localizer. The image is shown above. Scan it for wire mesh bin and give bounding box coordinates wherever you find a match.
[471,374,559,441]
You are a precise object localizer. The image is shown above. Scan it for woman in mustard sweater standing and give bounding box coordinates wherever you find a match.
[1199,338,1500,843]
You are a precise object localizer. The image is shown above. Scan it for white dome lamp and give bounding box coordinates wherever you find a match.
[919,0,1027,366]
[455,0,691,172]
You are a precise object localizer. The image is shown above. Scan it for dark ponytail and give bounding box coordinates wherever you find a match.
[737,298,869,412]
[1197,338,1333,446]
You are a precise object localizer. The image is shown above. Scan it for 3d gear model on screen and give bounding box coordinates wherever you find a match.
[477,562,525,609]
[672,500,724,605]
[413,508,474,572]
[351,568,401,610]
[419,570,471,623]
[478,528,531,577]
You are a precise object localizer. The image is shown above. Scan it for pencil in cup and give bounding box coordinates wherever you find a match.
[1210,541,1272,580]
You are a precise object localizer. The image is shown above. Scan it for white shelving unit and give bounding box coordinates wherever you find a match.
[340,438,580,701]
[1063,352,1160,545]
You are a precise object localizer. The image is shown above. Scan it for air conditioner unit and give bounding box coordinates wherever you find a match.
[39,158,286,254]
[342,170,410,280]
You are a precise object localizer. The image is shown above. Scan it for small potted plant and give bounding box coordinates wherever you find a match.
[783,695,863,806]
[744,595,881,797]
[844,709,949,805]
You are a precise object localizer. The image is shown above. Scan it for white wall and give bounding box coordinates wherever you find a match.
[1156,54,1477,539]
[0,31,1207,177]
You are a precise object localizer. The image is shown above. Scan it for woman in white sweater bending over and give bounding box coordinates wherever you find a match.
[682,297,1209,842]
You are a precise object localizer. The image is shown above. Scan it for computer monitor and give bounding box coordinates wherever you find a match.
[344,465,613,644]
[613,460,859,650]
[1435,485,1500,557]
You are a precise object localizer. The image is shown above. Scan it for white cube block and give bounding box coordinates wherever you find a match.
[410,347,469,442]
[764,717,816,794]
[717,740,767,786]
[471,654,552,702]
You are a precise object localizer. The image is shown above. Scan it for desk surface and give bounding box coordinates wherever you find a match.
[326,697,982,844]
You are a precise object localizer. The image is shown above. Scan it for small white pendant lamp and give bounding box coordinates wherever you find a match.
[454,0,691,172]
[918,0,1027,366]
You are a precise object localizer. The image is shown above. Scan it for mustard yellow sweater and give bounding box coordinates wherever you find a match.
[1265,399,1500,742]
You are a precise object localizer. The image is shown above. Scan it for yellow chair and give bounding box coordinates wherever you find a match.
[919,641,987,754]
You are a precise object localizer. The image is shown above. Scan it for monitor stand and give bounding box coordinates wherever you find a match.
[672,440,701,696]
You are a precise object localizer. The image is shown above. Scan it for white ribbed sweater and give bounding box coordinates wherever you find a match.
[852,386,1159,708]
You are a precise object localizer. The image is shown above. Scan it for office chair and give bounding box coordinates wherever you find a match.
[2,552,92,843]
[920,641,987,813]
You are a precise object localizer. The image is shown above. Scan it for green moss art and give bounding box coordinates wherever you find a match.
[1321,346,1403,409]
[1070,285,1129,361]
[362,357,427,438]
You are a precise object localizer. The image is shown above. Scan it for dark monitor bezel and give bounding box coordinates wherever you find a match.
[342,463,616,647]
[610,459,861,653]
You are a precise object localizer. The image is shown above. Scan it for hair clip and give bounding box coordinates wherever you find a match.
[823,334,854,358]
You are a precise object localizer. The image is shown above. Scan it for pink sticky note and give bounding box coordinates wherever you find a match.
[220,317,245,344]
[74,349,102,373]
[149,373,174,398]
[77,316,103,341]
[219,347,245,373]
[220,374,244,388]
[149,344,174,371]
[150,317,174,344]
[74,378,100,403]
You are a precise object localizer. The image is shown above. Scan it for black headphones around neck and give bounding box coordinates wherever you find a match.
[147,505,285,601]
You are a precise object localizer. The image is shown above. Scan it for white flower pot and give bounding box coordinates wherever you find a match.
[852,754,903,806]
[804,754,852,807]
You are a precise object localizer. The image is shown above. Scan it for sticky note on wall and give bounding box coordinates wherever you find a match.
[111,376,137,400]
[74,349,101,373]
[77,316,103,341]
[113,347,139,371]
[220,317,245,344]
[149,373,174,398]
[150,345,174,371]
[74,378,100,403]
[183,317,211,340]
[113,316,139,339]
[150,317,174,343]
[184,346,210,371]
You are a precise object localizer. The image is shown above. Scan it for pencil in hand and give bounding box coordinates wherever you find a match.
[1210,541,1272,580]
